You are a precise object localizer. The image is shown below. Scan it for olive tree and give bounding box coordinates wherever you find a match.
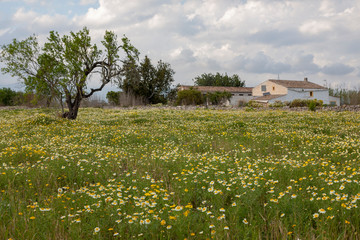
[0,27,139,119]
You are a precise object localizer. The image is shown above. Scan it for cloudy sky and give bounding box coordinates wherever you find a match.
[1,0,360,95]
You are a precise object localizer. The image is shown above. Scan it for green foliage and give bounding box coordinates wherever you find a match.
[246,100,263,108]
[269,100,287,108]
[194,72,245,87]
[0,88,17,106]
[0,27,139,119]
[120,56,175,104]
[0,88,46,107]
[289,99,323,109]
[106,91,121,105]
[206,91,232,105]
[176,88,204,105]
[308,101,317,111]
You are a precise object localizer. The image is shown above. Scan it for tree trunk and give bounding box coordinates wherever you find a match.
[63,93,82,120]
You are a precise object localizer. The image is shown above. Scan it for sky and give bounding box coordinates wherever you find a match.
[1,0,360,97]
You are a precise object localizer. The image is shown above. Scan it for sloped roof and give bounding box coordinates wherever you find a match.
[253,94,286,101]
[268,79,326,89]
[179,85,253,93]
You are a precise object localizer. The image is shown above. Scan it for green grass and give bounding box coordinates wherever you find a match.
[0,108,359,239]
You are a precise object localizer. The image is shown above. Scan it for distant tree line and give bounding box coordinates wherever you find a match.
[0,87,49,107]
[329,88,360,105]
[194,72,245,87]
[107,71,244,106]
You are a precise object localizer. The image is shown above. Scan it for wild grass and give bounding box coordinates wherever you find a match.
[0,108,359,239]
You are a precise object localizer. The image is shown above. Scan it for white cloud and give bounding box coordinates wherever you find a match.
[12,8,37,23]
[0,27,11,37]
[299,20,332,35]
[12,8,70,33]
[23,0,46,4]
[1,0,360,89]
[80,0,97,5]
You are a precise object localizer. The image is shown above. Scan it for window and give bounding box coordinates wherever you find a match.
[248,93,252,96]
[330,101,336,106]
[272,86,275,91]
[310,91,313,97]
[239,94,243,96]
[261,85,266,91]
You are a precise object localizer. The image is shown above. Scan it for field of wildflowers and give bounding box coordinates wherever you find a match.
[0,108,359,239]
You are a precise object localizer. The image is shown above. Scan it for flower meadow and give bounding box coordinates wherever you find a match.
[0,108,359,239]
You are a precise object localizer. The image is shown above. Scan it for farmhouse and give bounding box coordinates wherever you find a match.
[178,85,253,106]
[252,78,340,106]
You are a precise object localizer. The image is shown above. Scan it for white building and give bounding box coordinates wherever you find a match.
[252,78,340,106]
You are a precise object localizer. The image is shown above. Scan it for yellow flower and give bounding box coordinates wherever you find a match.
[30,216,36,220]
[243,218,248,224]
[166,225,172,229]
[184,210,190,217]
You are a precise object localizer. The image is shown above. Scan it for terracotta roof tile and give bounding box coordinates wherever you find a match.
[178,85,253,93]
[268,79,325,89]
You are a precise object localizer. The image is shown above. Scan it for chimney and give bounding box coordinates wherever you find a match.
[304,77,308,82]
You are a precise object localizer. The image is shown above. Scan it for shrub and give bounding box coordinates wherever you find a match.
[289,99,323,108]
[269,100,286,108]
[289,99,307,107]
[0,88,17,106]
[246,100,262,108]
[205,91,232,105]
[308,101,317,111]
[176,88,204,105]
[106,91,121,105]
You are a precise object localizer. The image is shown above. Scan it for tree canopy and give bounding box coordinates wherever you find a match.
[119,55,175,104]
[0,27,139,119]
[194,72,245,87]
